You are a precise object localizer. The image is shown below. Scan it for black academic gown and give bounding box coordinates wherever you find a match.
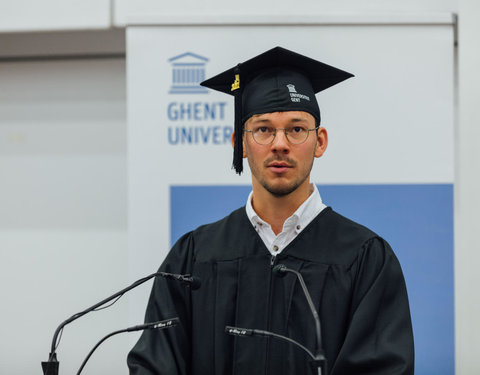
[127,207,414,375]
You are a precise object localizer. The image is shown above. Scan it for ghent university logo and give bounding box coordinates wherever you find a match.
[286,84,297,93]
[168,52,209,94]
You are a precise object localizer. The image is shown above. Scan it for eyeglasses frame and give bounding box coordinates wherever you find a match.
[243,125,320,145]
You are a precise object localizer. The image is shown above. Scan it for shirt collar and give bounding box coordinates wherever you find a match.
[245,183,326,232]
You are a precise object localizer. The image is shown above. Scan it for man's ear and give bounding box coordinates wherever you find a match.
[231,131,235,149]
[231,131,247,158]
[315,127,328,158]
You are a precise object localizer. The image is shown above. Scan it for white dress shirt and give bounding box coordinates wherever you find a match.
[245,184,327,256]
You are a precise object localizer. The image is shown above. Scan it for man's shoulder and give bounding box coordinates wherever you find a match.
[294,207,390,265]
[175,206,257,262]
[320,207,377,237]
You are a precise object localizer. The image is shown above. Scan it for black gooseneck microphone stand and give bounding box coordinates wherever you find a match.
[273,264,327,375]
[42,271,200,375]
[76,317,179,375]
[225,264,326,375]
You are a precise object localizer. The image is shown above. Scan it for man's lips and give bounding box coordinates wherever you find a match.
[267,162,292,173]
[268,162,291,167]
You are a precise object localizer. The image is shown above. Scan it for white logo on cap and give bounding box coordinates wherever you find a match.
[286,84,297,93]
[286,84,310,103]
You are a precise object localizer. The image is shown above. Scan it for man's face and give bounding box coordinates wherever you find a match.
[241,111,327,198]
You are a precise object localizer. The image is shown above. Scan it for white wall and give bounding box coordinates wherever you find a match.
[0,0,111,32]
[456,1,480,374]
[0,0,459,31]
[114,0,458,26]
[0,59,126,229]
[0,57,130,374]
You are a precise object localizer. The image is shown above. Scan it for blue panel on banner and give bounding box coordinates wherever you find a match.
[170,184,454,375]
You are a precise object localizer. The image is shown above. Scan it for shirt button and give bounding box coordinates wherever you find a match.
[296,225,301,230]
[273,245,279,252]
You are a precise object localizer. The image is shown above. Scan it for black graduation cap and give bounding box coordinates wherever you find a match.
[200,46,354,175]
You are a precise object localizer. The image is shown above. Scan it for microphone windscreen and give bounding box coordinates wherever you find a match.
[272,264,287,277]
[189,276,201,290]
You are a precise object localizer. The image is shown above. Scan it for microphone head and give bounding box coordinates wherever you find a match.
[272,264,288,278]
[225,326,253,336]
[150,317,180,330]
[189,276,201,290]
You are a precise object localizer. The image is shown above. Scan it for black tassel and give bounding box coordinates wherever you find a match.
[232,65,243,175]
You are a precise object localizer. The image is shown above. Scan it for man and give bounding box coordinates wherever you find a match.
[128,46,414,374]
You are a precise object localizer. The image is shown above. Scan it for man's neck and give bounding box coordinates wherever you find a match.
[251,182,312,235]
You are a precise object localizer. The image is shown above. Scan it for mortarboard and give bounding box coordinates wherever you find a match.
[200,46,354,175]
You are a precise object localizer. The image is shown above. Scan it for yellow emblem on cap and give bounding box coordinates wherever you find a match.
[231,74,240,91]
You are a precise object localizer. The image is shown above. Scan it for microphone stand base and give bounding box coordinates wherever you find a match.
[41,360,59,375]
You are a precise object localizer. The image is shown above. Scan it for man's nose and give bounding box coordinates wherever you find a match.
[271,129,290,153]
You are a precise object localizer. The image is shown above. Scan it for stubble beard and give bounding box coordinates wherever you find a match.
[248,155,315,198]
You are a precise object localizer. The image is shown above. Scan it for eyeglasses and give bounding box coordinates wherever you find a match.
[244,125,320,145]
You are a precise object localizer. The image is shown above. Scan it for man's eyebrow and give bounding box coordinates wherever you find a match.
[290,117,310,123]
[249,118,272,125]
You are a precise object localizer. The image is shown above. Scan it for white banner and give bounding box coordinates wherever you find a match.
[127,18,455,374]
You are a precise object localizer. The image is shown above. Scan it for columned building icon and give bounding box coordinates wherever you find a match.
[168,52,209,94]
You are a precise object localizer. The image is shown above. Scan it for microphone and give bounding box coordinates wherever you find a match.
[158,272,201,290]
[225,325,315,359]
[77,317,179,375]
[272,264,326,375]
[42,271,200,375]
[225,325,325,375]
[125,317,180,332]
